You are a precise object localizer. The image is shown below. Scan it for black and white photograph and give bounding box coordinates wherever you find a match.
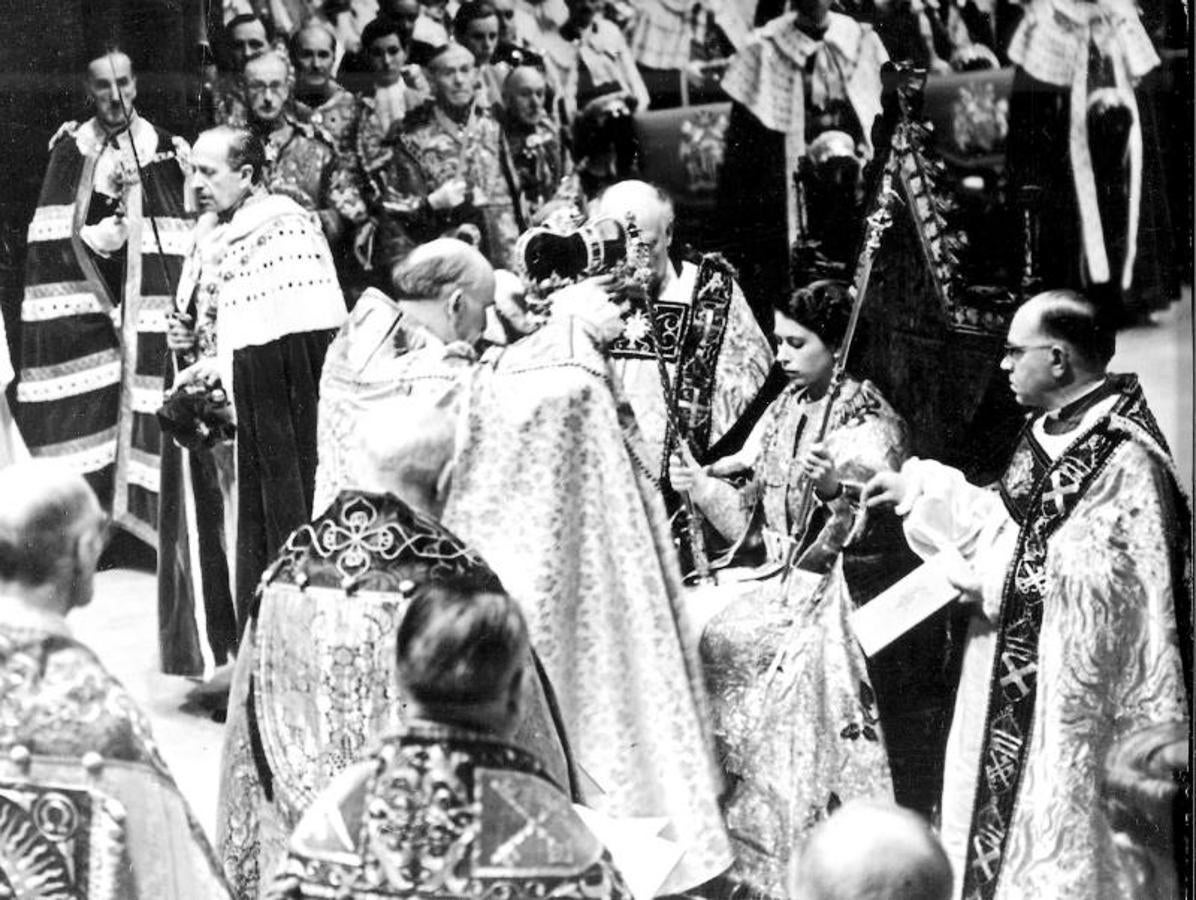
[0,0,1190,897]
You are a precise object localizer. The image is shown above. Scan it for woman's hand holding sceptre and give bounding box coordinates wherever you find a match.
[799,441,842,501]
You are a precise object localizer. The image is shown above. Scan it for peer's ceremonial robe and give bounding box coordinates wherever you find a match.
[897,374,1190,900]
[16,115,190,546]
[183,193,347,628]
[266,720,626,900]
[0,602,231,898]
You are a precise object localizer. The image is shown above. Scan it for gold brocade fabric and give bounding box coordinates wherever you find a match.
[698,378,906,897]
[264,121,366,229]
[215,489,573,900]
[441,318,732,893]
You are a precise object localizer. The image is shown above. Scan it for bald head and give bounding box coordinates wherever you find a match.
[354,386,461,517]
[791,800,953,900]
[594,180,674,280]
[1016,289,1115,369]
[0,462,105,610]
[391,239,496,344]
[291,21,338,92]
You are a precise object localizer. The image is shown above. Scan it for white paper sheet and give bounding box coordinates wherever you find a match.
[850,549,965,656]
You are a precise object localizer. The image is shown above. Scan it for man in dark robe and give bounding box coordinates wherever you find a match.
[715,0,886,325]
[166,125,346,640]
[501,64,569,223]
[16,48,190,551]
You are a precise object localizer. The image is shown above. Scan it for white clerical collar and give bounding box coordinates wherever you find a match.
[1030,390,1119,458]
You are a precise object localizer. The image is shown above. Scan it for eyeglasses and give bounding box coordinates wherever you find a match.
[1002,342,1055,361]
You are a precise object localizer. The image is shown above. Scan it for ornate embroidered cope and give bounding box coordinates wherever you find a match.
[267,722,629,900]
[962,378,1171,900]
[216,491,572,900]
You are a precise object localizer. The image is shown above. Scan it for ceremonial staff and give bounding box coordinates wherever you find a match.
[784,184,896,557]
[106,52,203,375]
[620,216,714,583]
[107,52,177,307]
[732,173,898,776]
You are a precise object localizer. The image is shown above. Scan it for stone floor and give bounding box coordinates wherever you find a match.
[73,291,1194,847]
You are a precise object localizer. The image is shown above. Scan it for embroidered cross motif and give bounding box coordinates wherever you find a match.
[608,301,689,361]
[984,716,1023,791]
[998,658,1036,699]
[970,834,1003,884]
[1040,458,1086,517]
[278,493,491,590]
[1012,557,1047,596]
[317,501,401,579]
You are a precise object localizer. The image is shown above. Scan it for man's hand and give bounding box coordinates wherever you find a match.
[861,470,919,515]
[799,442,840,500]
[668,443,708,495]
[548,278,627,345]
[166,313,197,353]
[428,177,469,211]
[173,357,222,389]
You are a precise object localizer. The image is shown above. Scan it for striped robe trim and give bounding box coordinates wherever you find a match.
[18,122,190,547]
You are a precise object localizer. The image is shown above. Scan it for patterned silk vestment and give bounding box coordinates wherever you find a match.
[691,377,905,897]
[266,721,629,900]
[898,375,1190,900]
[0,602,231,899]
[375,101,520,269]
[16,116,190,546]
[216,489,573,900]
[440,316,732,893]
[260,117,366,243]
